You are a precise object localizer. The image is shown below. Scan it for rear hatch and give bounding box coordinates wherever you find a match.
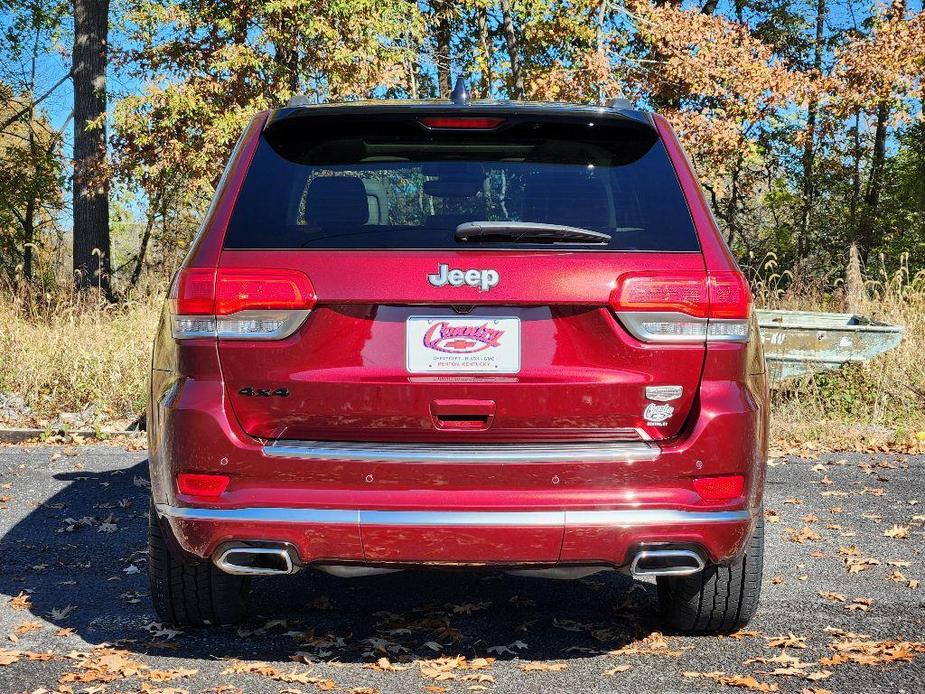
[214,106,708,442]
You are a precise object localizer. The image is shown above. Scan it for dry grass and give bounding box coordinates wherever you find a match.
[1,254,924,448]
[0,289,161,428]
[754,251,925,448]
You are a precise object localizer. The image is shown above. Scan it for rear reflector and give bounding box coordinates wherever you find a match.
[177,473,230,498]
[419,117,505,129]
[693,475,745,501]
[610,272,751,343]
[171,268,315,340]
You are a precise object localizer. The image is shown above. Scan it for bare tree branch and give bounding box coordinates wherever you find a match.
[0,70,72,134]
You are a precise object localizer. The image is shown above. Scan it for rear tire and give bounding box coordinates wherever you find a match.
[656,515,764,634]
[148,500,251,626]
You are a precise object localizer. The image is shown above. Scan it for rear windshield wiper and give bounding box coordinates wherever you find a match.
[455,221,612,244]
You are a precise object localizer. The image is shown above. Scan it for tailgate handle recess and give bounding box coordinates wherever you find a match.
[430,399,496,430]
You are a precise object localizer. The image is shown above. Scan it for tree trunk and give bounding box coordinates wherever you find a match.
[23,198,35,285]
[848,109,862,232]
[130,188,161,289]
[72,0,111,293]
[274,39,300,96]
[477,6,492,98]
[798,0,825,261]
[726,161,740,247]
[433,0,452,97]
[855,0,905,262]
[499,0,524,99]
[595,0,608,102]
[22,21,40,286]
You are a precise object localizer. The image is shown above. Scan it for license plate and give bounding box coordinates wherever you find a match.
[406,317,520,374]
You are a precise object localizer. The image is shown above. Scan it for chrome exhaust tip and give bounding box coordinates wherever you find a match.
[630,549,705,577]
[214,545,297,576]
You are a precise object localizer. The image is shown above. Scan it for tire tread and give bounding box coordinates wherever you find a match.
[658,515,764,634]
[148,501,250,626]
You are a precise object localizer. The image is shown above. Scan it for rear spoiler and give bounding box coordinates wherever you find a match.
[266,100,655,132]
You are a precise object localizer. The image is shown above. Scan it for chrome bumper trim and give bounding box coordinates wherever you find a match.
[155,504,749,527]
[362,510,564,527]
[564,509,750,526]
[156,504,358,524]
[262,438,658,464]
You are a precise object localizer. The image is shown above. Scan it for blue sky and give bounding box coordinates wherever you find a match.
[2,0,914,232]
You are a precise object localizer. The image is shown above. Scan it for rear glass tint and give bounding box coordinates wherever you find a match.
[223,113,699,251]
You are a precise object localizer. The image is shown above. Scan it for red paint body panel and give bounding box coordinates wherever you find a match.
[216,251,708,441]
[148,107,769,572]
[362,526,564,563]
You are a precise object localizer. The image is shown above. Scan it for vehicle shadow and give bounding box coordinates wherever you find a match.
[0,458,663,664]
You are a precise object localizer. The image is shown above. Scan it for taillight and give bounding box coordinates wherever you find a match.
[170,268,315,340]
[707,272,751,319]
[610,271,750,343]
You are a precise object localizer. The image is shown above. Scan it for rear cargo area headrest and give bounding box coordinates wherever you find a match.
[522,171,610,229]
[305,176,369,228]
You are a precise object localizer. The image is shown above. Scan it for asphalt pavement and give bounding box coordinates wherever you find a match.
[1,443,924,693]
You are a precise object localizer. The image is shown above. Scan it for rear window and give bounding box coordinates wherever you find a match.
[223,113,699,251]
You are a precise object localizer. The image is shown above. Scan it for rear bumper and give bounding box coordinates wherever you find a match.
[148,375,767,569]
[154,502,754,568]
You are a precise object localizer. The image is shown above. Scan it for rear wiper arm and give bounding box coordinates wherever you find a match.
[455,221,612,244]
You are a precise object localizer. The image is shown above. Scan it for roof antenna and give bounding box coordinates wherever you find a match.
[450,76,470,105]
[607,96,634,110]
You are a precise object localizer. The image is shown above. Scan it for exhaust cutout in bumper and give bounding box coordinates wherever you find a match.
[630,549,705,577]
[214,545,297,576]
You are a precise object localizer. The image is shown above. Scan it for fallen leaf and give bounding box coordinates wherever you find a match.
[518,661,567,672]
[767,634,807,649]
[845,598,873,612]
[50,605,76,620]
[9,593,31,611]
[845,557,881,573]
[11,622,41,638]
[684,671,778,692]
[371,657,405,672]
[0,650,22,666]
[818,591,846,602]
[804,670,833,681]
[788,527,821,544]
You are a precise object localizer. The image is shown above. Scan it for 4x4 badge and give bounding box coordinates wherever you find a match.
[428,263,499,292]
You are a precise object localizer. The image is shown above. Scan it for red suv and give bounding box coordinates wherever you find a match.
[147,91,768,633]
